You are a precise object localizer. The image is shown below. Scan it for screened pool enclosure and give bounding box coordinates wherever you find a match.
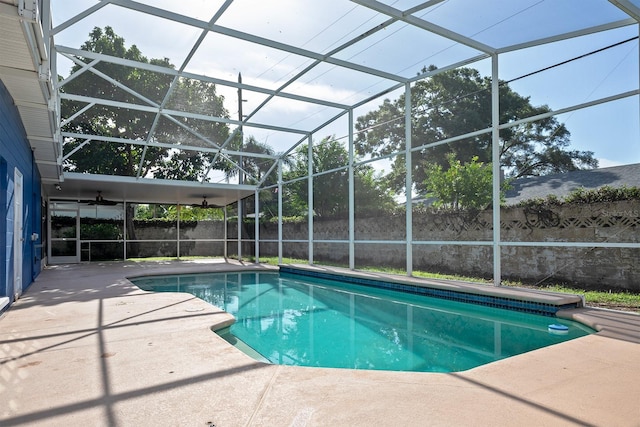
[15,0,640,287]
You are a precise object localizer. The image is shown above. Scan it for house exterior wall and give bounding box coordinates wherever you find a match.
[0,80,42,312]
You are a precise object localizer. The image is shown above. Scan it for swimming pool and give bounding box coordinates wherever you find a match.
[132,271,594,372]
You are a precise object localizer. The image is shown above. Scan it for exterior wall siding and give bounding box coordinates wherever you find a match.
[0,80,42,311]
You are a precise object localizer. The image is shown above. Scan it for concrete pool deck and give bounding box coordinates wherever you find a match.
[0,260,638,426]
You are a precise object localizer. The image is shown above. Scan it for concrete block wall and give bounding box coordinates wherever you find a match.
[255,200,640,290]
[124,199,639,290]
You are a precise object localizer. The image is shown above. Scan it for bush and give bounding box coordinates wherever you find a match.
[564,185,640,204]
[423,153,508,210]
[517,185,640,208]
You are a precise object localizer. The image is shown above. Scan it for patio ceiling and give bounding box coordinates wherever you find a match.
[1,0,639,205]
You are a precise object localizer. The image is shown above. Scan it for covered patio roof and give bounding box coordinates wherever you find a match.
[51,172,255,206]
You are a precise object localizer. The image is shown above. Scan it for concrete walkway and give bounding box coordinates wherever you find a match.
[1,260,639,426]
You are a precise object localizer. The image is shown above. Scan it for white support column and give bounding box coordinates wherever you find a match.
[278,158,283,264]
[223,206,228,258]
[404,82,413,276]
[123,201,127,260]
[491,54,502,286]
[237,198,242,260]
[348,109,355,270]
[307,134,314,265]
[176,204,181,259]
[255,189,260,263]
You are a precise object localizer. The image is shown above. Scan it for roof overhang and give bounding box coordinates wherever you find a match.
[0,0,62,183]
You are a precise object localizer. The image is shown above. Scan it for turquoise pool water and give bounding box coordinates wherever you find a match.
[132,271,593,372]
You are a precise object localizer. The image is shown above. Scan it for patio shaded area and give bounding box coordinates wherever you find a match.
[1,260,638,426]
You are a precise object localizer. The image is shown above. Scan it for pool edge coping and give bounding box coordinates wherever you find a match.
[279,264,584,316]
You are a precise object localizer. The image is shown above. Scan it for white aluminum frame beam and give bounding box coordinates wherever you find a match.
[55,45,352,111]
[50,2,109,36]
[491,54,501,286]
[609,0,640,21]
[66,132,264,185]
[404,82,413,276]
[497,18,637,54]
[59,92,309,135]
[348,109,355,270]
[307,135,314,265]
[61,132,277,161]
[61,53,159,107]
[351,0,495,54]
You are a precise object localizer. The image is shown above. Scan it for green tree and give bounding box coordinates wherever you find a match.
[134,203,223,221]
[241,136,281,219]
[284,137,395,217]
[169,205,223,221]
[133,204,168,219]
[60,26,230,181]
[221,135,279,185]
[355,66,598,194]
[423,153,503,210]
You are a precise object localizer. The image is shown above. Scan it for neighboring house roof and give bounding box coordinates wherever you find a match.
[504,163,640,205]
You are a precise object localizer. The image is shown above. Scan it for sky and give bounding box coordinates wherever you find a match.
[49,0,640,175]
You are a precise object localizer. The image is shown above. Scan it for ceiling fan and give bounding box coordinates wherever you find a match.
[82,191,118,206]
[190,196,221,209]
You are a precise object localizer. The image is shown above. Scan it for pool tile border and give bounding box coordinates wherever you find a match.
[279,266,579,316]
